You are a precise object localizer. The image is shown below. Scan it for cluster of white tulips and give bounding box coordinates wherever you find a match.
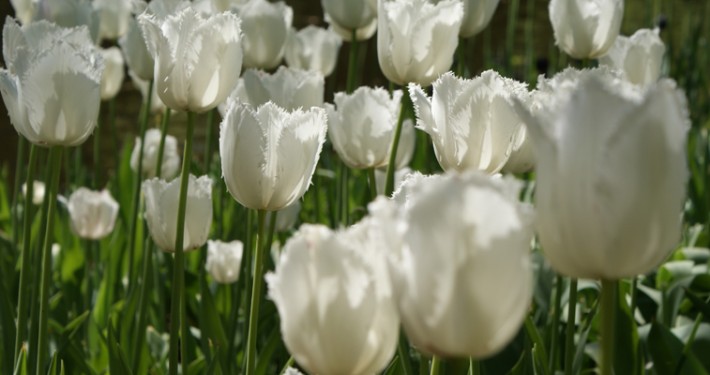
[1,0,699,374]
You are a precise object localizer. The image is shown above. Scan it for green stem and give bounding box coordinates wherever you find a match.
[168,110,195,375]
[630,276,638,317]
[384,92,407,196]
[600,279,617,375]
[204,108,215,174]
[156,108,171,179]
[549,275,563,371]
[34,146,63,375]
[456,37,466,77]
[340,165,349,226]
[13,144,38,367]
[564,279,578,375]
[278,357,294,375]
[131,237,154,373]
[397,332,414,375]
[93,104,101,189]
[470,359,481,375]
[245,210,267,375]
[12,136,27,245]
[313,173,321,224]
[675,312,704,375]
[346,29,359,93]
[367,168,377,200]
[430,356,441,375]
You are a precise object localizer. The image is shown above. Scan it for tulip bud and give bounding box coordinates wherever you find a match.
[0,18,104,147]
[220,101,327,211]
[142,175,213,252]
[410,71,529,174]
[517,76,689,279]
[373,171,534,358]
[377,0,463,86]
[549,0,623,59]
[205,240,244,283]
[599,28,665,86]
[100,47,125,100]
[266,223,399,375]
[235,0,292,69]
[139,7,242,112]
[118,16,154,81]
[285,26,342,77]
[130,128,181,180]
[321,0,376,32]
[22,181,46,205]
[94,0,132,40]
[67,188,120,240]
[235,66,325,111]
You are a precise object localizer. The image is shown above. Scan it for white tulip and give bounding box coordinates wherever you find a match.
[219,101,327,211]
[599,28,665,86]
[22,181,46,205]
[517,76,689,279]
[549,0,624,59]
[67,188,119,240]
[266,223,399,375]
[375,167,413,196]
[377,0,463,86]
[119,16,154,81]
[266,201,302,233]
[235,0,292,69]
[327,87,402,169]
[431,0,499,37]
[206,240,244,283]
[10,0,35,25]
[99,47,125,100]
[128,70,166,114]
[327,14,377,42]
[285,26,342,77]
[130,128,181,179]
[409,70,528,174]
[321,0,376,31]
[139,7,242,112]
[373,171,534,358]
[94,0,132,40]
[34,0,100,42]
[212,0,248,12]
[501,126,535,174]
[0,19,103,147]
[142,175,213,252]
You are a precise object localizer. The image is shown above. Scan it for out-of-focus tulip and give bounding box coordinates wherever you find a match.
[321,0,376,32]
[67,188,119,240]
[130,128,181,179]
[22,181,46,205]
[266,223,399,375]
[599,28,665,86]
[139,7,242,112]
[373,172,534,358]
[0,18,103,147]
[375,167,412,196]
[327,87,402,169]
[327,14,377,42]
[142,174,213,252]
[432,0,499,37]
[234,0,292,69]
[549,0,623,59]
[94,0,132,40]
[34,0,100,42]
[119,16,154,81]
[10,0,35,25]
[221,67,324,114]
[501,126,534,174]
[516,76,688,279]
[377,0,463,86]
[206,240,244,283]
[409,71,528,174]
[266,201,302,233]
[100,47,125,100]
[220,101,327,211]
[128,70,166,114]
[212,0,247,12]
[285,26,341,77]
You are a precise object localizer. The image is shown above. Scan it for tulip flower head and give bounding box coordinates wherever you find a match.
[130,128,181,179]
[410,71,529,174]
[321,0,376,32]
[94,0,132,40]
[22,181,46,205]
[10,0,35,25]
[139,7,243,112]
[266,223,399,375]
[99,47,125,100]
[549,0,624,59]
[206,240,244,283]
[119,14,154,81]
[517,75,689,279]
[285,26,342,77]
[0,18,104,147]
[143,175,213,252]
[67,188,120,240]
[432,0,500,37]
[34,0,100,42]
[128,70,166,114]
[219,101,327,211]
[377,0,463,86]
[599,28,665,86]
[234,0,292,69]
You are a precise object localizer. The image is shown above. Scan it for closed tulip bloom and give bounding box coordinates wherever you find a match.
[549,0,623,59]
[94,0,132,40]
[378,0,463,86]
[410,71,528,174]
[143,175,213,252]
[10,0,35,25]
[327,87,403,169]
[285,26,342,77]
[119,16,154,81]
[518,76,688,279]
[266,224,399,375]
[322,0,376,31]
[67,188,119,240]
[327,14,377,42]
[100,47,125,100]
[35,0,100,42]
[377,172,534,357]
[130,128,181,179]
[599,28,665,86]
[235,0,292,69]
[206,240,244,283]
[220,101,327,211]
[139,7,242,112]
[0,19,103,147]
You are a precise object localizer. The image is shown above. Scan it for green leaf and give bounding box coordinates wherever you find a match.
[106,325,133,375]
[199,276,229,372]
[13,347,27,375]
[646,322,708,375]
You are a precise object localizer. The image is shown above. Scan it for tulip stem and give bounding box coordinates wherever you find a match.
[398,332,415,375]
[600,279,617,375]
[385,91,408,196]
[35,146,63,375]
[13,144,38,367]
[156,108,172,179]
[204,108,215,174]
[246,209,268,375]
[367,168,378,200]
[430,356,441,375]
[564,278,578,375]
[93,103,102,188]
[12,136,27,245]
[549,275,563,370]
[346,29,358,93]
[132,236,154,373]
[168,110,195,375]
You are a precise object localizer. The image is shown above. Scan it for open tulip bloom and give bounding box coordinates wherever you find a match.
[599,28,666,86]
[206,239,244,284]
[549,0,624,59]
[285,25,342,77]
